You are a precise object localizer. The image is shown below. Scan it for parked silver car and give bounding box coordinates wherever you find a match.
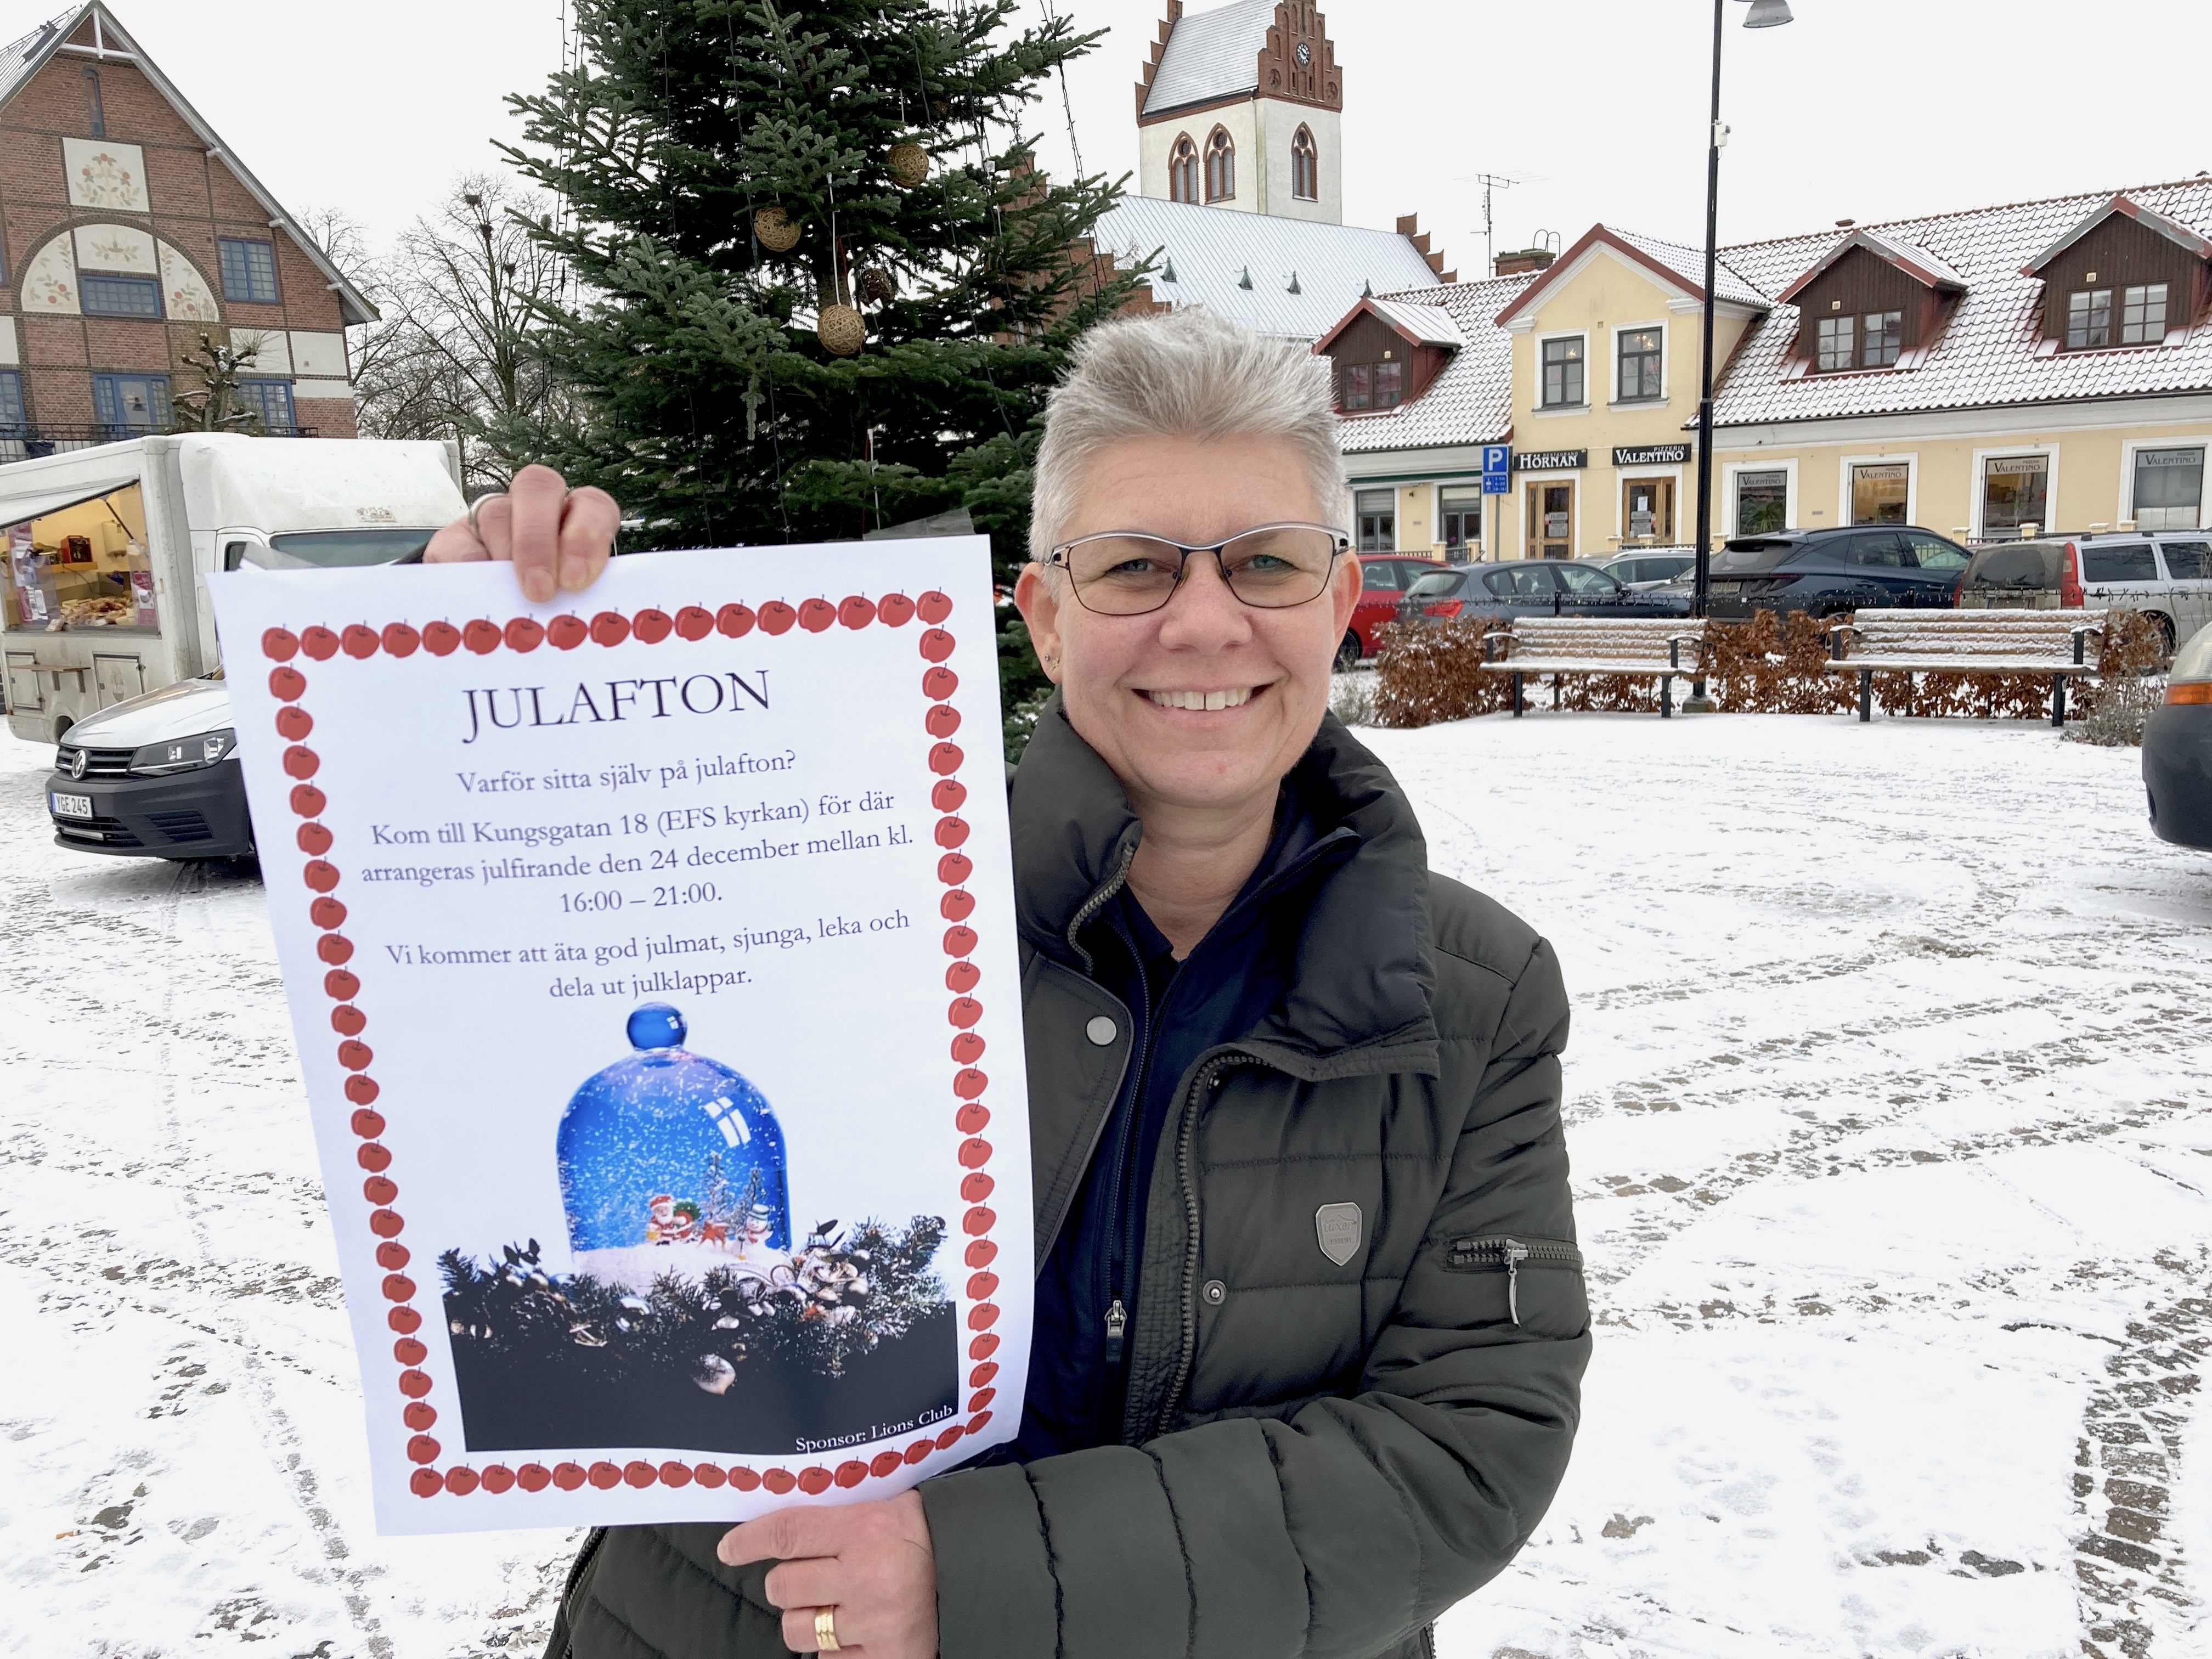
[1602,550,1699,591]
[1957,532,2211,653]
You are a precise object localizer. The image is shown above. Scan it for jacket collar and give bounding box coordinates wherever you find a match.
[1009,696,1439,1078]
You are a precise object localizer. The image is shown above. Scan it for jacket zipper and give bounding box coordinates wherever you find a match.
[1098,905,1158,1406]
[1063,840,1136,975]
[555,1525,610,1656]
[1445,1235,1583,1327]
[1152,1050,1260,1436]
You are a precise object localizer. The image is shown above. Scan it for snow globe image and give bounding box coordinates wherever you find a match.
[437,1002,958,1457]
[555,1002,792,1289]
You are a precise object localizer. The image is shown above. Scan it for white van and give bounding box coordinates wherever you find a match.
[4,434,463,857]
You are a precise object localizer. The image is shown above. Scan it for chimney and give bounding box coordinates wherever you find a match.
[1493,248,1556,276]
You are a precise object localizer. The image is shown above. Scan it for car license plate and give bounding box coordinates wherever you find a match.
[1710,581,1743,594]
[50,791,93,819]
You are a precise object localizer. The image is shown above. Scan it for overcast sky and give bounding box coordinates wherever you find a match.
[104,0,2212,269]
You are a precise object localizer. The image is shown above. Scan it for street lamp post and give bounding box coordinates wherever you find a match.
[1686,0,1791,712]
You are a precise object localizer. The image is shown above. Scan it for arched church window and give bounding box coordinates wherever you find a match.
[1205,127,1235,203]
[1291,125,1318,201]
[1170,134,1199,204]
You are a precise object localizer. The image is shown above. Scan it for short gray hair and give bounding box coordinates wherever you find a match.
[1028,307,1346,561]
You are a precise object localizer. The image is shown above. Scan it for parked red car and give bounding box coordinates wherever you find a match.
[1341,552,1448,668]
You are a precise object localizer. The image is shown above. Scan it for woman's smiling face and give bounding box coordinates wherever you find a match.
[1014,432,1359,819]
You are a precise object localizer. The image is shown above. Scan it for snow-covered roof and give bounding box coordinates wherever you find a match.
[1712,175,2212,428]
[2021,191,2212,275]
[1142,0,1276,117]
[1335,276,1532,454]
[1092,195,1444,341]
[1364,297,1464,348]
[0,6,80,111]
[1496,224,1768,326]
[1776,226,1967,304]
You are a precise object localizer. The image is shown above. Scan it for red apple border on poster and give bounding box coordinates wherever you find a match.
[257,589,1003,1504]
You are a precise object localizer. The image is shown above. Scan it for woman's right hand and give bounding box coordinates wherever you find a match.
[425,464,620,603]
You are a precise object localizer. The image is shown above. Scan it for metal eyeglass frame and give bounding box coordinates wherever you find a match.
[1043,522,1353,616]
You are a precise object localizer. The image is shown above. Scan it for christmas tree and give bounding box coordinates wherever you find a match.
[496,1,1145,749]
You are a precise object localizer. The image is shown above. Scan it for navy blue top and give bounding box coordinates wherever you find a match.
[1009,782,1356,1460]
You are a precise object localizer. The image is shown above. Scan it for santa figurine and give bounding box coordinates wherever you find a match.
[669,1200,701,1243]
[645,1193,678,1244]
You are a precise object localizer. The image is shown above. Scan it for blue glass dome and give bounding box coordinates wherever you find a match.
[556,1003,791,1271]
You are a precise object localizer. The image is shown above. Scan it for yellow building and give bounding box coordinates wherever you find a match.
[1327,178,2212,560]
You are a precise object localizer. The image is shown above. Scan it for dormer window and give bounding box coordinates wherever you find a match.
[1814,308,1903,372]
[1782,228,1966,376]
[2123,283,2168,344]
[1815,314,1854,372]
[1341,360,1403,410]
[1864,311,1903,366]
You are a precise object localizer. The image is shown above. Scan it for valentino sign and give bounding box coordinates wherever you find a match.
[1612,444,1694,466]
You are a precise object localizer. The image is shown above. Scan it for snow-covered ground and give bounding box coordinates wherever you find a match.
[4,711,2209,1657]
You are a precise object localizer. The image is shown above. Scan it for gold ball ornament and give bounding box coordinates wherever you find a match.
[752,206,802,252]
[887,141,931,188]
[816,304,866,357]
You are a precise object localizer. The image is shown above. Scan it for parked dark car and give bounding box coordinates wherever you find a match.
[1958,532,2210,655]
[2144,623,2212,849]
[1342,552,1451,667]
[1679,526,1972,617]
[1395,558,1694,627]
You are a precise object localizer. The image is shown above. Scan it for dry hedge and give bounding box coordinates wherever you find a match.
[1369,607,2168,731]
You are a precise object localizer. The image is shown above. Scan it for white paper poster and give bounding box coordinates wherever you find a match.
[209,540,1030,1534]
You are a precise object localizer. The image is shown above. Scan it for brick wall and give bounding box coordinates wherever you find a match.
[0,38,356,438]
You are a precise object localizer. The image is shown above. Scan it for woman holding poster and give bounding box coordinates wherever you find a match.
[436,310,1587,1659]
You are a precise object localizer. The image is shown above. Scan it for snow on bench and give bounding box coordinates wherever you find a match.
[1825,607,2105,726]
[1475,617,1706,719]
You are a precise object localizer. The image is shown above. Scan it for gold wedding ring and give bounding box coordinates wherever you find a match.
[814,1607,840,1652]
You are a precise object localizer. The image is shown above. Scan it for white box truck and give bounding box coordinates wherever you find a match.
[4,434,464,858]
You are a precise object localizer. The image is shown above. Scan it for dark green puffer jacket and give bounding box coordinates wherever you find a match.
[545,706,1588,1659]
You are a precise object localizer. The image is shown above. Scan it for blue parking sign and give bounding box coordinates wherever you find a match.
[1481,444,1510,494]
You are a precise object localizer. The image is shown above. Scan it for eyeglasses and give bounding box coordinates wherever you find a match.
[1045,522,1351,616]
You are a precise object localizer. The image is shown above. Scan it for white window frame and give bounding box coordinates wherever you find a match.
[1534,330,1589,413]
[2119,434,2212,530]
[1722,458,1797,538]
[1968,442,2061,541]
[1838,451,1917,529]
[1608,319,1668,407]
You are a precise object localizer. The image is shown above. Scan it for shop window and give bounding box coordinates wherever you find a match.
[238,378,296,431]
[0,369,24,435]
[81,274,162,318]
[1541,337,1584,408]
[1980,455,2049,538]
[1849,462,1909,525]
[1291,125,1318,201]
[1735,469,1787,535]
[92,373,172,435]
[1440,488,1481,559]
[1861,311,1903,368]
[1816,314,1854,372]
[1355,488,1395,551]
[2120,283,2168,346]
[2133,446,2204,530]
[1205,128,1235,202]
[1622,477,1674,543]
[1169,134,1199,204]
[1616,328,1662,400]
[2066,289,2112,349]
[219,238,280,304]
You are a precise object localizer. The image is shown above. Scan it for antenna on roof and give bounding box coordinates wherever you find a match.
[1470,173,1519,277]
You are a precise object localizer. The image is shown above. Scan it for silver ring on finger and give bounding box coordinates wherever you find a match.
[466,491,509,542]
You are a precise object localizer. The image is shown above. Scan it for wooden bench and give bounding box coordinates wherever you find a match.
[1475,618,1706,718]
[1825,608,2103,726]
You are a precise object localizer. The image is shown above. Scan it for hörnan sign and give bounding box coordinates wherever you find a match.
[1612,444,1692,466]
[1513,449,1586,472]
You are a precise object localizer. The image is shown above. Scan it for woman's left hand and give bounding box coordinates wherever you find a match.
[718,1488,939,1656]
[424,464,620,602]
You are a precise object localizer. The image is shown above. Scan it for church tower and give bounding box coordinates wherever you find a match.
[1135,1,1343,224]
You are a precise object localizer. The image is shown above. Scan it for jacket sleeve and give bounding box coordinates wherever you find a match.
[920,934,1588,1659]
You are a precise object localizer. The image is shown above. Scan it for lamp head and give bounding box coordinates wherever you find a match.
[1740,0,1794,25]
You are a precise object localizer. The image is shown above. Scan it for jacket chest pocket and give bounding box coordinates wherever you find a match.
[1446,1234,1584,1331]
